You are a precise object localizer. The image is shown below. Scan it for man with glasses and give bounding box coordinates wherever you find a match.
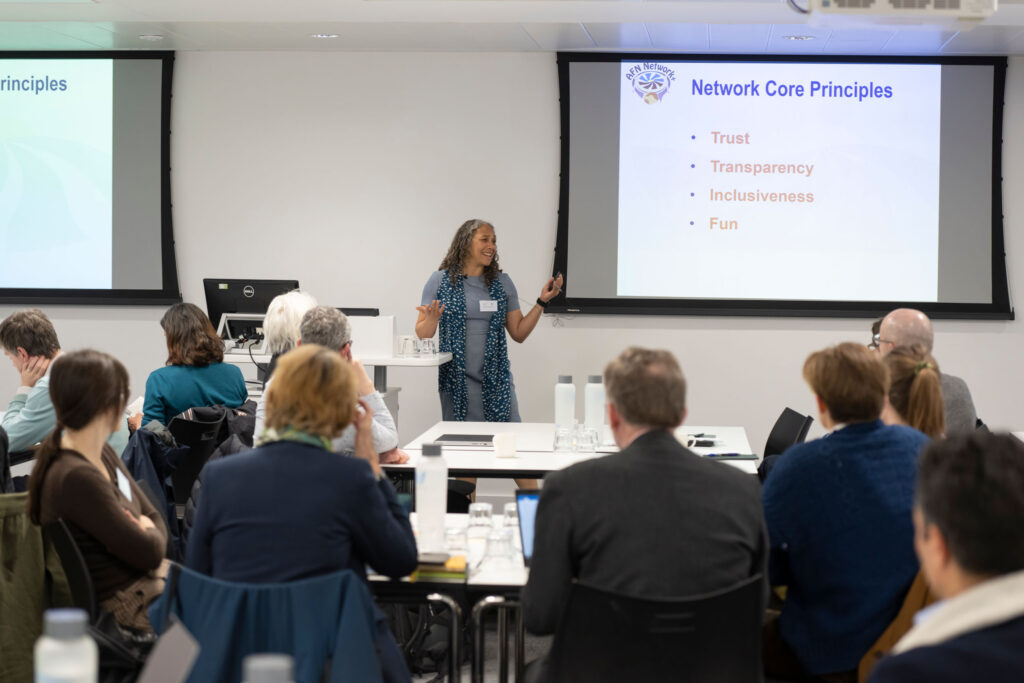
[875,308,977,433]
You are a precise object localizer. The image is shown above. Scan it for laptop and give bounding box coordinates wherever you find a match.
[515,489,541,567]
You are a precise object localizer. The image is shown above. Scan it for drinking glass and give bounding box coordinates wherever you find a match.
[575,426,599,453]
[467,502,493,567]
[553,426,574,452]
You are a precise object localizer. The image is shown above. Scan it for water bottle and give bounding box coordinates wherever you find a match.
[554,375,575,429]
[415,442,448,553]
[34,609,97,683]
[243,654,295,683]
[584,375,606,432]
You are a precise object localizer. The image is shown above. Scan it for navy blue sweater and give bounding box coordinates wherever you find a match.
[186,441,418,584]
[869,615,1024,683]
[762,420,928,675]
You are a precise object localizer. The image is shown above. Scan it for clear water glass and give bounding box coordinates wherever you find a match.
[468,502,493,527]
[483,527,515,568]
[445,527,467,554]
[576,426,599,453]
[467,502,493,568]
[553,426,574,452]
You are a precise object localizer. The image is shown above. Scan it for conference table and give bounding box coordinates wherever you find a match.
[376,422,758,681]
[370,513,527,683]
[385,421,759,478]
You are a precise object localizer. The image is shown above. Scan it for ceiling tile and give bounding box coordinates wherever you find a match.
[0,22,98,48]
[521,22,594,51]
[883,28,958,54]
[583,22,650,50]
[767,23,832,53]
[941,25,1024,53]
[823,27,895,53]
[709,23,771,53]
[646,23,708,51]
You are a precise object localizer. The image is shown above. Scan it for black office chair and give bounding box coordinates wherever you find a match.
[167,413,228,507]
[544,573,765,683]
[43,519,97,620]
[763,408,814,459]
[0,427,10,494]
[44,519,154,679]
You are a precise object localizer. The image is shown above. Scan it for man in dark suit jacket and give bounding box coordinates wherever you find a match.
[869,433,1024,683]
[521,346,767,638]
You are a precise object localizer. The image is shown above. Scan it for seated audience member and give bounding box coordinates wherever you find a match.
[254,306,407,463]
[881,344,945,439]
[28,350,168,631]
[261,289,318,382]
[877,308,977,433]
[522,347,767,639]
[762,342,929,681]
[132,303,247,428]
[869,433,1024,683]
[0,310,61,452]
[186,344,417,682]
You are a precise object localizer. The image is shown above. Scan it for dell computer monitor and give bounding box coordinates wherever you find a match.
[203,278,300,335]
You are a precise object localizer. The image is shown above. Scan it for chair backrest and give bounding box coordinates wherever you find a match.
[43,519,97,622]
[857,571,935,682]
[764,408,814,458]
[0,427,10,494]
[546,573,765,683]
[167,414,228,506]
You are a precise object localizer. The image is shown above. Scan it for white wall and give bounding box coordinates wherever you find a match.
[2,51,1022,451]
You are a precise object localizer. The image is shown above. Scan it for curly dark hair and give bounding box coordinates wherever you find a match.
[438,219,501,286]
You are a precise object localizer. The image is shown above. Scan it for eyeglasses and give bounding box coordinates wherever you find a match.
[871,333,896,348]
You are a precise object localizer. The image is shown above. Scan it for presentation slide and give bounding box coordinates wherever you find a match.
[0,59,113,289]
[616,61,941,302]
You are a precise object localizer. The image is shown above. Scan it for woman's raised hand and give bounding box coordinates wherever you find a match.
[415,300,446,322]
[539,273,564,303]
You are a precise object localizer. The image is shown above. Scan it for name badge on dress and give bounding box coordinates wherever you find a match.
[480,300,498,312]
[115,469,133,502]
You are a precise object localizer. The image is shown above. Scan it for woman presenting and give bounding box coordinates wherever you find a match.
[417,219,562,423]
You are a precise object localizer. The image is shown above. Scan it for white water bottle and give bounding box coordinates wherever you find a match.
[415,442,448,553]
[554,375,576,429]
[584,375,606,431]
[35,609,97,683]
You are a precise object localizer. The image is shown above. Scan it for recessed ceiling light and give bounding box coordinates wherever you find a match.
[311,33,339,39]
[138,34,164,41]
[783,35,815,41]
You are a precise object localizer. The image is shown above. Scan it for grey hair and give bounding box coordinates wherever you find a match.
[438,218,501,286]
[263,290,318,355]
[299,306,352,352]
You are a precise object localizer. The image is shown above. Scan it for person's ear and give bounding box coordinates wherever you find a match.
[296,338,303,347]
[16,347,29,362]
[607,402,621,430]
[341,342,353,362]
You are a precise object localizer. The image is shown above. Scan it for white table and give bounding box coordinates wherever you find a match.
[390,421,759,477]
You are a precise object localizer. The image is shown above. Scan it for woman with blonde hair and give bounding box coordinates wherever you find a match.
[186,344,416,681]
[881,344,945,438]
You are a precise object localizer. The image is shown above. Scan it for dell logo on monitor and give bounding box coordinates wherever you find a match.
[243,285,255,298]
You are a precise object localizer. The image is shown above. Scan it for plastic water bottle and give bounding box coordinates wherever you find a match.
[584,375,606,432]
[554,375,575,429]
[243,654,295,683]
[415,442,448,553]
[34,609,97,683]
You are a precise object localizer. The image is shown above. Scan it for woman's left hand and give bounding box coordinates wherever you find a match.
[539,273,564,303]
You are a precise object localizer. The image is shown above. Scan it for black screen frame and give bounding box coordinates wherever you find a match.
[0,50,180,307]
[550,52,1012,321]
